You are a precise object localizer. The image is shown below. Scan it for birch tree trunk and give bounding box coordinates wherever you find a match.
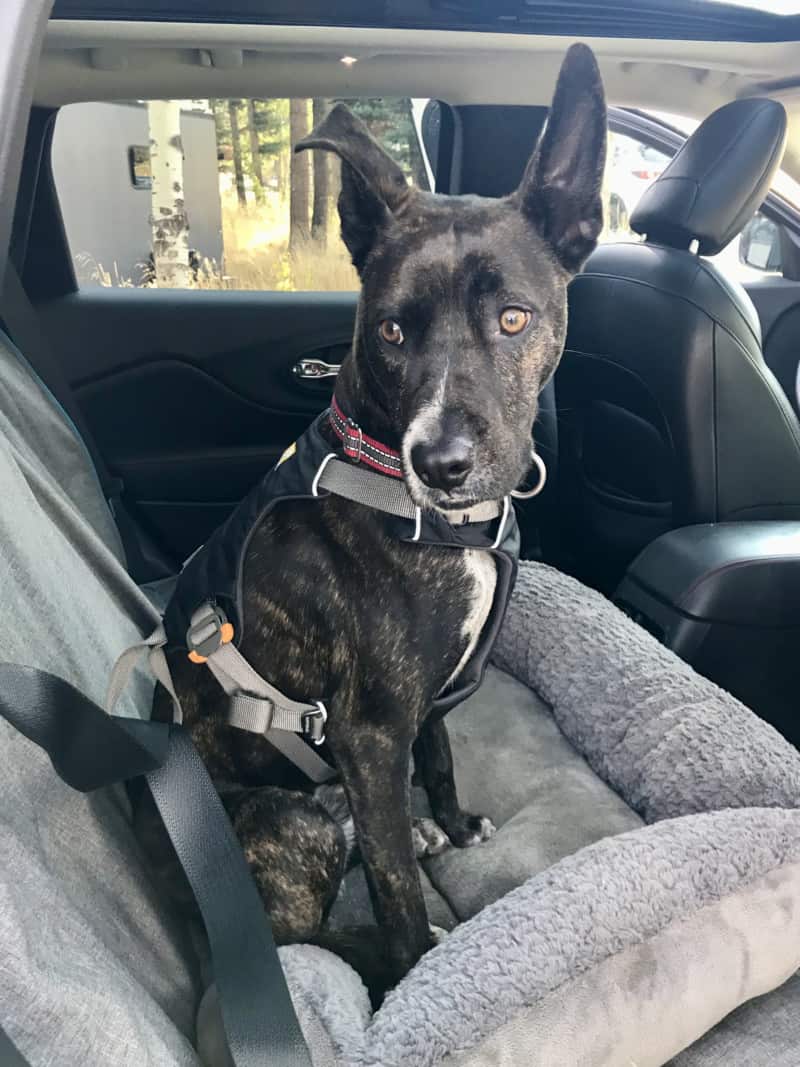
[311,98,330,244]
[289,99,311,252]
[246,99,265,204]
[147,100,192,287]
[228,99,247,208]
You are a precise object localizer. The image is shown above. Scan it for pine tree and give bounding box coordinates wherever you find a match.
[311,98,330,243]
[227,99,247,208]
[245,99,265,203]
[289,99,312,251]
[344,98,429,189]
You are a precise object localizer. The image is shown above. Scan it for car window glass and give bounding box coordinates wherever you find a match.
[51,98,431,291]
[599,130,670,244]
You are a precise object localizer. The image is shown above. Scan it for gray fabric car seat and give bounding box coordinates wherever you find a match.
[0,329,203,1063]
[4,321,800,1067]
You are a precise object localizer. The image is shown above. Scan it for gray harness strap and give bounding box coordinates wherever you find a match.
[315,455,502,526]
[106,623,183,722]
[107,454,504,783]
[204,638,333,784]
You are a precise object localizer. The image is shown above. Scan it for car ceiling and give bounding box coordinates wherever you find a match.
[38,21,800,181]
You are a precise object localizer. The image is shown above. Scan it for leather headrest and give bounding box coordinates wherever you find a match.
[630,98,786,256]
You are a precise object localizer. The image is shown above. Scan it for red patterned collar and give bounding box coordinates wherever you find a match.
[329,397,404,479]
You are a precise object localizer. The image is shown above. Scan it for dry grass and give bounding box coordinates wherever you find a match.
[208,193,358,291]
[80,189,359,292]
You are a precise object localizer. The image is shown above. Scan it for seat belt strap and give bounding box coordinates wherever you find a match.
[0,662,313,1067]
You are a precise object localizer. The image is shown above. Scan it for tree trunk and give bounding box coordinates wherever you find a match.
[311,98,330,244]
[289,99,311,252]
[147,100,192,287]
[228,99,247,208]
[246,99,265,204]
[402,99,430,191]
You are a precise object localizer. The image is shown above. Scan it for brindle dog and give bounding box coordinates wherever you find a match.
[141,43,606,994]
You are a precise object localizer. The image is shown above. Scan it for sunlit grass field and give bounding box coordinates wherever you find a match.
[79,188,359,292]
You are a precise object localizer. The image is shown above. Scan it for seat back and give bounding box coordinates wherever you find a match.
[0,330,202,1064]
[555,98,800,591]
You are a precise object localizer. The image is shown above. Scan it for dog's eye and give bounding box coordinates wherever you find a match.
[378,319,404,345]
[499,307,532,336]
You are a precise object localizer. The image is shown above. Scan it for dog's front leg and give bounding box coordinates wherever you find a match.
[327,722,431,982]
[413,716,496,847]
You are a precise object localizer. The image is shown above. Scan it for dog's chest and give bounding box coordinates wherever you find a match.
[445,549,497,687]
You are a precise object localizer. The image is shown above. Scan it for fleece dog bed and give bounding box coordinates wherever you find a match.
[198,563,800,1067]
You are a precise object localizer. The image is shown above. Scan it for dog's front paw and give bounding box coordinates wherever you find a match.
[445,813,496,849]
[429,924,449,946]
[413,817,451,858]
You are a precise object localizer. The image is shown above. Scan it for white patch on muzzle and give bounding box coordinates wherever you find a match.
[402,377,446,499]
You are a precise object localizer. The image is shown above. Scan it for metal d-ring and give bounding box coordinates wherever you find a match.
[511,449,547,500]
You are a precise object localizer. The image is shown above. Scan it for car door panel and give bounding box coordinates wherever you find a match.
[36,288,357,557]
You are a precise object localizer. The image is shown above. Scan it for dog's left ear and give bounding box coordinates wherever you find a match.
[295,104,410,273]
[516,43,607,273]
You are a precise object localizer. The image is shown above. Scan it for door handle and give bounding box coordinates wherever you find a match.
[292,358,341,381]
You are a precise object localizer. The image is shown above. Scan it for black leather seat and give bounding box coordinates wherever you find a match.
[556,97,800,593]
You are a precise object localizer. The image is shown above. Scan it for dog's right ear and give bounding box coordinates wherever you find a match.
[295,104,410,273]
[515,43,607,274]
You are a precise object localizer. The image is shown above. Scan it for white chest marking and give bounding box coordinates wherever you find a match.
[446,549,497,688]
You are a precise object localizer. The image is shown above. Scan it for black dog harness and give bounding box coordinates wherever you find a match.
[108,404,519,783]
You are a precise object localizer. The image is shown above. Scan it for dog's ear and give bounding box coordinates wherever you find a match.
[515,43,607,273]
[295,103,410,272]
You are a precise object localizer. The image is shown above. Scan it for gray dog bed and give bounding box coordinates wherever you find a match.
[196,565,800,1067]
[2,328,800,1066]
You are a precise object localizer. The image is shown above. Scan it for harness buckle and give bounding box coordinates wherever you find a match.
[302,701,328,745]
[187,603,234,664]
[343,418,364,464]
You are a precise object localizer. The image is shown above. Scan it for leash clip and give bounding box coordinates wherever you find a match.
[302,701,328,745]
[343,418,364,464]
[511,450,547,500]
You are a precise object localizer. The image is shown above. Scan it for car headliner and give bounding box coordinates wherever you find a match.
[38,20,800,183]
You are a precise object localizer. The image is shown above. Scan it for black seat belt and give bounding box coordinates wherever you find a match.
[0,265,177,583]
[0,663,313,1067]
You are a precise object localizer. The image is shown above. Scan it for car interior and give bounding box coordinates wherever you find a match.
[5,2,800,1066]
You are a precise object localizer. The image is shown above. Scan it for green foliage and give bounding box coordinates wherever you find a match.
[252,99,289,159]
[210,96,429,209]
[339,98,428,188]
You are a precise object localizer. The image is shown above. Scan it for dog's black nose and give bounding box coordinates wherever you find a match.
[411,439,473,491]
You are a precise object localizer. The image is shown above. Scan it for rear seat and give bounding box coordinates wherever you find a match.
[0,328,203,1064]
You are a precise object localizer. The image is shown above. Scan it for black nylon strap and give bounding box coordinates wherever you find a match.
[0,663,313,1067]
[148,730,312,1066]
[0,664,169,791]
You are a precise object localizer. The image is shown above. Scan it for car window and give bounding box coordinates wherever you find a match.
[51,98,430,292]
[599,130,671,243]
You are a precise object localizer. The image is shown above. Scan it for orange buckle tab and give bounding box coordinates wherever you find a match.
[186,605,234,664]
